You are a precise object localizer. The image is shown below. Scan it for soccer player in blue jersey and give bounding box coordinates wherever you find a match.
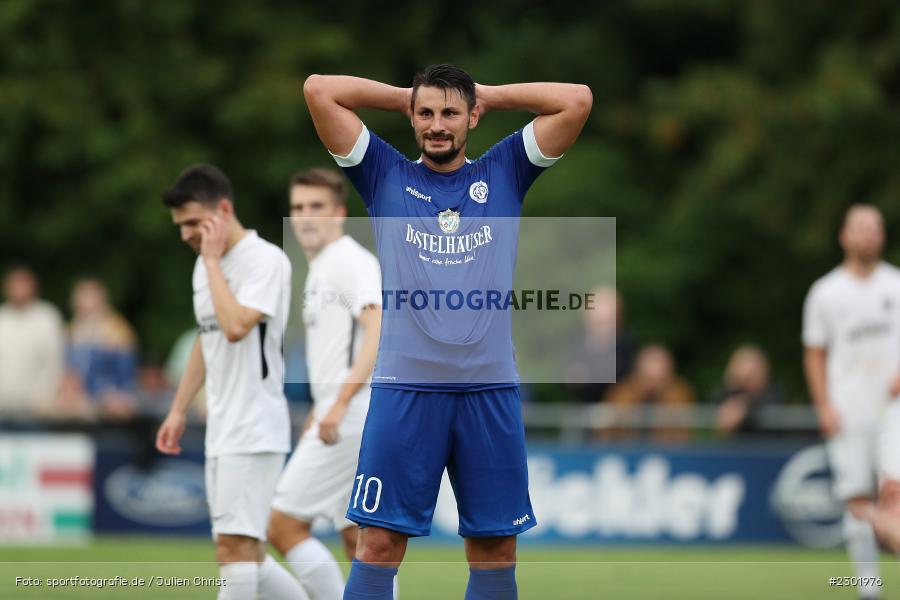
[303,64,591,600]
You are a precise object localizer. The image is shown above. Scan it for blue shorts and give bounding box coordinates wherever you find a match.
[346,386,536,538]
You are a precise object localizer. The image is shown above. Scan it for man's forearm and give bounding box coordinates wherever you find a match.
[333,309,380,407]
[305,75,409,114]
[204,258,258,342]
[803,349,830,410]
[332,341,378,408]
[478,82,592,116]
[169,338,205,416]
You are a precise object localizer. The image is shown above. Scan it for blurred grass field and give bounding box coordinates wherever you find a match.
[0,536,894,599]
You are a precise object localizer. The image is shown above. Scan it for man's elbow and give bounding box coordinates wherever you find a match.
[569,84,593,119]
[303,74,326,102]
[224,325,252,344]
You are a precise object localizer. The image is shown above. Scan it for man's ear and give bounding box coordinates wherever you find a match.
[218,198,234,217]
[469,106,480,130]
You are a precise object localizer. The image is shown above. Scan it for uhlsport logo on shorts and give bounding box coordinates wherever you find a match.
[469,180,488,203]
[438,209,460,234]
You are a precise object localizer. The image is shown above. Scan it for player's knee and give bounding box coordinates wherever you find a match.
[266,517,288,553]
[342,538,357,561]
[879,480,900,516]
[340,526,358,560]
[846,496,874,519]
[466,536,517,568]
[267,510,311,554]
[215,535,260,564]
[356,527,405,565]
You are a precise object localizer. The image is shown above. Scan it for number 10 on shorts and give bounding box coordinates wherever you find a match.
[353,474,383,513]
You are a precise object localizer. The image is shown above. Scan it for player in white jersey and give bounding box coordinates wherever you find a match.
[268,167,386,600]
[156,164,310,600]
[803,204,900,600]
[862,400,900,551]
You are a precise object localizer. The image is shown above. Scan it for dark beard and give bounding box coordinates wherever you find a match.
[422,144,463,164]
[419,132,467,164]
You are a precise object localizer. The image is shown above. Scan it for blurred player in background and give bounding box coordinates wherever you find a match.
[803,204,900,600]
[155,164,310,600]
[268,167,386,599]
[304,64,591,600]
[862,360,900,558]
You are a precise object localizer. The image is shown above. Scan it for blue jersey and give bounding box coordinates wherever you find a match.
[333,121,558,391]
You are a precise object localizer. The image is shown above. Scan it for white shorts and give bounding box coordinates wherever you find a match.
[271,432,362,530]
[878,401,900,483]
[205,452,285,540]
[827,429,878,501]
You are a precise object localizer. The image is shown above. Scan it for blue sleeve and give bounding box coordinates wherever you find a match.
[333,127,404,214]
[481,128,548,200]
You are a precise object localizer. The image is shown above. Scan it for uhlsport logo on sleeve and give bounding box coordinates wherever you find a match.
[438,209,461,234]
[469,180,488,203]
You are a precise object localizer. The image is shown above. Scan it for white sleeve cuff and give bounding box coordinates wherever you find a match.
[330,125,370,167]
[523,120,562,167]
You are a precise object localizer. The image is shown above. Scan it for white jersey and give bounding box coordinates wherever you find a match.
[303,235,381,436]
[803,262,900,429]
[193,230,292,457]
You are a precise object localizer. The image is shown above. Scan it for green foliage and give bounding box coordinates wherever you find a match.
[3,0,900,397]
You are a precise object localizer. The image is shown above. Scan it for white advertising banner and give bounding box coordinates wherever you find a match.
[0,434,94,544]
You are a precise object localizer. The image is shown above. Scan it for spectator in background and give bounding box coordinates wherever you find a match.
[565,286,635,402]
[713,344,784,435]
[138,362,175,417]
[63,278,139,421]
[600,344,695,443]
[0,266,65,419]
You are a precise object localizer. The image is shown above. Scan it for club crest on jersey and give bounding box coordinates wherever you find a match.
[469,180,489,203]
[438,209,460,234]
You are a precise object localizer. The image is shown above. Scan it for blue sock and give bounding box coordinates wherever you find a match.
[465,566,517,600]
[343,558,398,600]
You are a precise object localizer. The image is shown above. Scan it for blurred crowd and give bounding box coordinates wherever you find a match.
[0,266,782,440]
[564,286,784,442]
[0,265,313,430]
[0,266,178,426]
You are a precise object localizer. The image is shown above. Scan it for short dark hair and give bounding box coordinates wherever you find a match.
[161,163,233,208]
[290,167,347,207]
[411,64,476,112]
